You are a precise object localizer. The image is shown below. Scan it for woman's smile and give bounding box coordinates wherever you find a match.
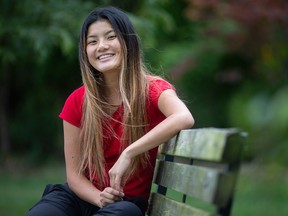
[97,53,115,61]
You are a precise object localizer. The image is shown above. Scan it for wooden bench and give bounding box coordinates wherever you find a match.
[147,128,246,216]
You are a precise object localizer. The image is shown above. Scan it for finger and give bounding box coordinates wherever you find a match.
[109,175,119,191]
[103,187,124,198]
[100,197,115,208]
[109,177,115,191]
[113,175,122,191]
[99,188,122,208]
[101,191,114,200]
[108,169,125,193]
[121,175,129,189]
[109,170,115,188]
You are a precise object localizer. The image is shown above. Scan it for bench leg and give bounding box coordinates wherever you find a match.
[217,197,233,216]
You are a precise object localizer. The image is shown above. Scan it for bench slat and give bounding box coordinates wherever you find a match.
[148,193,217,216]
[154,160,236,207]
[160,128,243,162]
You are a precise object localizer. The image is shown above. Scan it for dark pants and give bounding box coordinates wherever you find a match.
[26,184,144,216]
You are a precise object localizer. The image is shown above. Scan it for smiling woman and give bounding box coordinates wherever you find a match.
[26,6,194,216]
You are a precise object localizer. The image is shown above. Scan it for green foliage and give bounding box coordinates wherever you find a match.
[228,86,288,165]
[0,0,96,162]
[16,0,95,59]
[1,0,287,166]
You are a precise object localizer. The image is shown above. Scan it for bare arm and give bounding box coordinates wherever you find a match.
[109,89,194,190]
[63,121,123,207]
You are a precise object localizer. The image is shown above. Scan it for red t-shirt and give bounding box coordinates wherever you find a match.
[59,76,175,204]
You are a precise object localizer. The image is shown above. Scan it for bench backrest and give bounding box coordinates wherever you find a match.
[147,128,246,216]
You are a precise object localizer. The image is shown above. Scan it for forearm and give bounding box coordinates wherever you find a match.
[124,112,194,158]
[63,121,102,207]
[67,172,101,206]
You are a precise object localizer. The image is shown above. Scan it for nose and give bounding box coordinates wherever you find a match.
[98,39,109,51]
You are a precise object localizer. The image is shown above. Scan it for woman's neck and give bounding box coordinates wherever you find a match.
[102,75,121,105]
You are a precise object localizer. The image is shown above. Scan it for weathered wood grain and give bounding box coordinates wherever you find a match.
[148,193,218,216]
[154,160,235,206]
[160,128,243,162]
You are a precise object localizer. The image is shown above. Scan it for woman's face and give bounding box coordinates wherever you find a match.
[86,20,122,76]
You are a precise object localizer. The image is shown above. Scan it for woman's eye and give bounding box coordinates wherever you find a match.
[108,35,116,40]
[88,40,97,45]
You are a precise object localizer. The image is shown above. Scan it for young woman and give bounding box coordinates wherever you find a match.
[27,6,194,216]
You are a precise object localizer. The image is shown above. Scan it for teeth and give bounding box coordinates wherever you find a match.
[98,54,113,60]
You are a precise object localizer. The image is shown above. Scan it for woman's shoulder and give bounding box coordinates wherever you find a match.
[146,75,175,105]
[146,74,164,82]
[146,75,175,90]
[71,85,85,95]
[63,85,85,107]
[67,85,85,99]
[59,85,84,127]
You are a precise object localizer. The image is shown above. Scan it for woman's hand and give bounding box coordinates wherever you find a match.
[98,187,124,208]
[109,151,131,192]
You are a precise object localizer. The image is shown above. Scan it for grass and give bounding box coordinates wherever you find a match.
[0,162,287,216]
[0,162,66,216]
[231,163,288,216]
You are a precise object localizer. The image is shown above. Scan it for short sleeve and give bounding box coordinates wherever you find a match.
[59,86,85,128]
[148,76,176,109]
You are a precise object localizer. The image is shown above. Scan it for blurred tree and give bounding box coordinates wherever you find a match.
[0,0,22,163]
[182,0,288,163]
[0,0,95,164]
[184,0,288,87]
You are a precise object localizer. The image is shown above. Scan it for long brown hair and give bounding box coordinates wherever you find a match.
[78,7,150,187]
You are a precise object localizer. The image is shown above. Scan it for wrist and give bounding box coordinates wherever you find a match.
[122,146,134,159]
[92,189,102,208]
[93,190,102,207]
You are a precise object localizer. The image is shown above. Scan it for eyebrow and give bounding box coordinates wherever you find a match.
[87,29,115,39]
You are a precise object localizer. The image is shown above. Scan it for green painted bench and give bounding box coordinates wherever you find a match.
[147,128,246,216]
